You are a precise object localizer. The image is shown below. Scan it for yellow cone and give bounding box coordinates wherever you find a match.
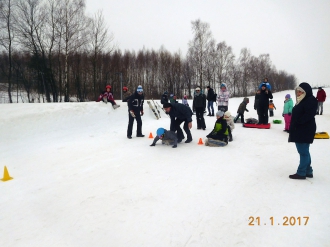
[1,166,13,182]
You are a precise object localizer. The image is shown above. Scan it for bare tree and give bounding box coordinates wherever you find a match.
[88,10,114,98]
[57,0,89,102]
[187,19,213,89]
[0,0,16,102]
[215,41,235,93]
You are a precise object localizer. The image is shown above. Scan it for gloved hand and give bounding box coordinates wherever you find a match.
[288,113,291,116]
[150,143,155,146]
[246,109,249,112]
[282,114,284,117]
[141,111,144,116]
[130,111,136,118]
[254,107,256,110]
[172,145,177,148]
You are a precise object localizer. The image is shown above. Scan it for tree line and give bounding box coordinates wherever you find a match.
[0,0,297,103]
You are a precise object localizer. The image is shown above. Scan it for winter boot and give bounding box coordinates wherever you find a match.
[289,174,306,179]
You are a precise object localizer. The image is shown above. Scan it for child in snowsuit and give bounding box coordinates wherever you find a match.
[122,86,132,103]
[224,111,235,142]
[234,98,249,123]
[269,100,276,117]
[182,95,189,107]
[96,85,120,109]
[150,128,178,148]
[283,94,293,132]
[205,111,229,147]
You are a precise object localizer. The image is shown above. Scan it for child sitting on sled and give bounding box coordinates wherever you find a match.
[205,111,229,147]
[150,128,178,148]
[96,85,120,109]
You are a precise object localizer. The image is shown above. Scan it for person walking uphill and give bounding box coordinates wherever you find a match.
[257,83,273,124]
[234,98,249,124]
[193,87,207,130]
[127,85,145,139]
[316,87,326,115]
[163,102,193,143]
[288,82,318,179]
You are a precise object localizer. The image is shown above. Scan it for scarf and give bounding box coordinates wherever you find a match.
[295,86,306,105]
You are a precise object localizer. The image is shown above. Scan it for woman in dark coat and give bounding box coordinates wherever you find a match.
[257,83,273,124]
[288,82,318,179]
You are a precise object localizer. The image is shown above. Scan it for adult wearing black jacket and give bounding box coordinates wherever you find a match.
[206,86,216,116]
[257,83,273,124]
[193,87,207,130]
[163,102,193,143]
[288,82,317,179]
[127,85,145,139]
[161,92,169,104]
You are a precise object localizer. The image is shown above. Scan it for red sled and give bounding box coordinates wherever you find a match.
[243,123,271,129]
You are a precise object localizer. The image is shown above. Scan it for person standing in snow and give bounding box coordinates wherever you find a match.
[161,91,169,104]
[268,100,276,117]
[217,83,230,112]
[206,85,216,116]
[150,128,178,148]
[127,85,145,139]
[96,85,120,109]
[257,83,273,124]
[316,87,327,115]
[282,94,293,132]
[182,95,189,107]
[288,82,317,179]
[122,86,132,103]
[163,102,193,143]
[193,87,206,130]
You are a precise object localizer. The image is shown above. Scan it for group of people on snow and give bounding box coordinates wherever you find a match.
[97,78,326,180]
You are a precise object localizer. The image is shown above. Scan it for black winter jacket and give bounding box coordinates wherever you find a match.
[168,103,193,122]
[161,94,169,104]
[289,82,318,143]
[128,92,144,112]
[193,93,206,110]
[207,88,216,101]
[257,89,273,110]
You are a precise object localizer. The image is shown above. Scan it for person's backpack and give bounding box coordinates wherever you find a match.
[213,93,217,101]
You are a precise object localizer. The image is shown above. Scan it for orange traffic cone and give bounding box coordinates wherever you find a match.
[149,132,154,138]
[1,166,13,182]
[198,138,204,145]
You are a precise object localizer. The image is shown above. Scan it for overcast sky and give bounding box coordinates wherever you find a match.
[85,0,330,87]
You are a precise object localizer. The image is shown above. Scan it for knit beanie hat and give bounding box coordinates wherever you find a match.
[137,85,143,92]
[224,111,231,118]
[216,111,224,117]
[285,94,291,99]
[163,103,172,108]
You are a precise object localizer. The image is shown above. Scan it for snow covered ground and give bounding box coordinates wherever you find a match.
[1,88,329,247]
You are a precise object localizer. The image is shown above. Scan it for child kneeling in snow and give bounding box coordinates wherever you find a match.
[224,111,235,142]
[150,128,178,148]
[205,111,229,147]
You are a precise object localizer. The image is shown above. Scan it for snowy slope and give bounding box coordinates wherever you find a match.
[1,89,330,247]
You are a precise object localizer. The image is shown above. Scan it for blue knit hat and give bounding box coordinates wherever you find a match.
[285,94,291,99]
[137,85,143,92]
